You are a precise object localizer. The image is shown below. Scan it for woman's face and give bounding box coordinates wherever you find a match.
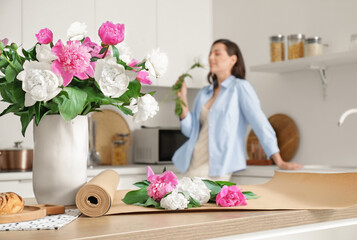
[209,43,237,75]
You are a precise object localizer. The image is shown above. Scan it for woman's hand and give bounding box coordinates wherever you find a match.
[176,80,187,99]
[271,152,303,170]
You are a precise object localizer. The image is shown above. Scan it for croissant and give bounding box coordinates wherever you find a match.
[0,192,24,215]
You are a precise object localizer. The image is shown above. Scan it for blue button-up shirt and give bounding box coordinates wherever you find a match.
[172,75,279,177]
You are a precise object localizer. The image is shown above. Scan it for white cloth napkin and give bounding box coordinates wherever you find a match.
[0,209,81,231]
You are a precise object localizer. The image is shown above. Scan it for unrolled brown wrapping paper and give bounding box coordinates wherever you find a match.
[76,170,120,217]
[76,170,357,217]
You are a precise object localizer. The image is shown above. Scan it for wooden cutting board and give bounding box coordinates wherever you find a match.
[91,109,131,165]
[0,205,65,224]
[247,113,299,162]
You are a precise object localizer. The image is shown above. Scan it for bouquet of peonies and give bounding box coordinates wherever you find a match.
[0,21,168,135]
[122,166,258,210]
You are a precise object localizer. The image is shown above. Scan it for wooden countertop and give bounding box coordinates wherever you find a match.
[2,204,357,240]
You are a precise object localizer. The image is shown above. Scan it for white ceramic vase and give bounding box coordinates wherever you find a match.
[33,115,88,205]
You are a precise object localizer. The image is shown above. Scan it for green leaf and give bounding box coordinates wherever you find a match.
[5,64,16,82]
[122,187,150,205]
[54,87,87,121]
[112,45,119,60]
[242,191,259,200]
[162,166,167,173]
[117,79,141,103]
[133,180,150,188]
[188,196,201,208]
[0,41,4,50]
[215,181,236,187]
[13,59,23,72]
[0,56,8,68]
[143,197,161,209]
[202,179,222,201]
[0,104,22,116]
[19,107,35,136]
[99,47,107,54]
[116,105,133,116]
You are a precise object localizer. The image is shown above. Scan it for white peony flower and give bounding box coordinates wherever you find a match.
[129,94,159,122]
[67,22,87,41]
[145,48,168,78]
[17,61,63,107]
[160,190,189,210]
[176,177,211,205]
[94,57,137,98]
[36,44,57,63]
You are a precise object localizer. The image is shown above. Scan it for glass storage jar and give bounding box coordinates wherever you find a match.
[270,35,285,62]
[112,133,130,165]
[287,34,305,59]
[305,37,322,57]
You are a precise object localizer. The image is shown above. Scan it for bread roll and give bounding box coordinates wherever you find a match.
[0,192,24,215]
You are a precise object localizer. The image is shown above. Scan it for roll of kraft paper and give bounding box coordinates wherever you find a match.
[75,170,120,217]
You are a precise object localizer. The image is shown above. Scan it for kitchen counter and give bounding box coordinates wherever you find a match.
[2,164,357,182]
[1,201,357,239]
[0,164,278,181]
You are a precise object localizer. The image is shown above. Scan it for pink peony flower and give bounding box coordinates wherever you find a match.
[146,166,178,201]
[51,40,94,86]
[129,59,152,85]
[98,21,125,45]
[35,28,53,44]
[136,70,152,85]
[216,185,247,207]
[82,37,107,58]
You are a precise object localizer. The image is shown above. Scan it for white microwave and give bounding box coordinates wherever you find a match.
[133,127,188,164]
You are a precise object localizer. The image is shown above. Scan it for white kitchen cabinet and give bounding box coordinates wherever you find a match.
[22,0,96,49]
[156,0,212,88]
[94,0,157,59]
[0,179,33,198]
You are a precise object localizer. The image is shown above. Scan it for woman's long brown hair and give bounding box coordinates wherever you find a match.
[207,39,246,89]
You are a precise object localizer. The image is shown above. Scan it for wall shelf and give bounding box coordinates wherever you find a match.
[250,50,357,73]
[250,50,357,99]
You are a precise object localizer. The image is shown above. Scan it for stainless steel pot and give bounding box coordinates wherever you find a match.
[0,141,33,171]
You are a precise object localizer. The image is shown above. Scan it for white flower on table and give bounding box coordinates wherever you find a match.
[129,94,159,122]
[160,190,189,210]
[67,22,87,41]
[94,57,137,98]
[145,48,168,79]
[36,44,57,63]
[177,177,211,205]
[17,61,63,107]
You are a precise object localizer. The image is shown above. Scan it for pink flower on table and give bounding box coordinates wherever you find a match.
[129,59,152,85]
[35,28,53,44]
[98,21,125,45]
[82,37,108,59]
[146,166,178,201]
[216,185,247,207]
[51,40,94,87]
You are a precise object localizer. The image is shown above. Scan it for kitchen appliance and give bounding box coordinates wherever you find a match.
[0,141,33,171]
[133,127,188,164]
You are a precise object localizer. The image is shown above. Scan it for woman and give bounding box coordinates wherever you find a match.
[172,39,302,181]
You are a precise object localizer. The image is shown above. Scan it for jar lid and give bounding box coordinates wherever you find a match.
[305,37,322,44]
[270,35,284,42]
[287,34,305,40]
